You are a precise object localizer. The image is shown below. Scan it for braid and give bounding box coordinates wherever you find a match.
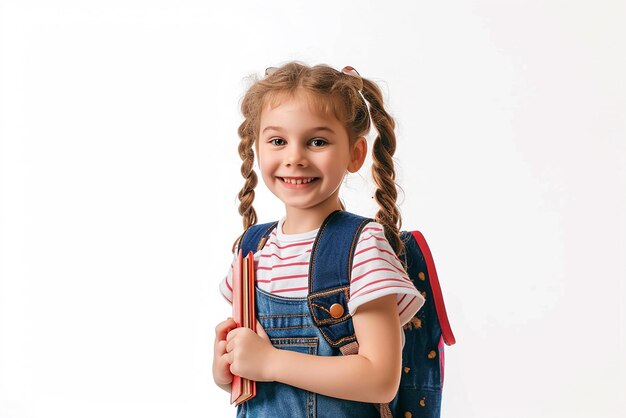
[361,78,404,257]
[232,120,258,252]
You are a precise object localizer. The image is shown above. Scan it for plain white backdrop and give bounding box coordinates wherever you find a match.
[1,1,625,417]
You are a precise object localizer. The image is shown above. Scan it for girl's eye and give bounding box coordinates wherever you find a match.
[269,138,286,146]
[309,138,327,147]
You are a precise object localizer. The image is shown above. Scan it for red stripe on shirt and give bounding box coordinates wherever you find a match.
[257,261,309,270]
[399,295,419,317]
[352,267,399,283]
[268,240,315,250]
[257,273,308,283]
[398,293,407,305]
[354,245,398,259]
[354,245,402,265]
[361,226,383,233]
[357,234,387,245]
[261,249,311,261]
[352,256,406,277]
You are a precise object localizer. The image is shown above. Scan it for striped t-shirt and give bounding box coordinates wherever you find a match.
[219,218,424,327]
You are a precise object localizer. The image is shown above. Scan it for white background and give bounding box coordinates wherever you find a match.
[1,1,625,417]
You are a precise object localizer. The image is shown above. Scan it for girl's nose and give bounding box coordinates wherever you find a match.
[284,144,307,167]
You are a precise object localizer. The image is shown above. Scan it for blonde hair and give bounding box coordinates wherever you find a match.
[234,62,404,255]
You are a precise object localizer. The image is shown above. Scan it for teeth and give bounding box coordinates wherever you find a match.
[282,177,315,184]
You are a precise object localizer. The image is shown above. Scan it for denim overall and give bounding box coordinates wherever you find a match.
[236,211,380,418]
[235,288,380,418]
[236,210,455,418]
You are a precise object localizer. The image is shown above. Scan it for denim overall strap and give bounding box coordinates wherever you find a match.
[306,210,373,348]
[239,221,279,256]
[306,211,392,418]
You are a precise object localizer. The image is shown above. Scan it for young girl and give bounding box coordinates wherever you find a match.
[212,62,425,417]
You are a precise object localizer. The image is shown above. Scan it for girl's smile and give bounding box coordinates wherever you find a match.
[256,89,366,231]
[277,177,319,188]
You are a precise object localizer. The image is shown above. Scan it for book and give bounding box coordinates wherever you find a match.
[230,250,257,406]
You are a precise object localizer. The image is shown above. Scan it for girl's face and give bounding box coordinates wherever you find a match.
[257,90,365,220]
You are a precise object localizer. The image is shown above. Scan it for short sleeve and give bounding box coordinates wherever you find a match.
[347,222,425,327]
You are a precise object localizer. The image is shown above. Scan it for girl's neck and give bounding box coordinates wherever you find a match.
[282,201,342,235]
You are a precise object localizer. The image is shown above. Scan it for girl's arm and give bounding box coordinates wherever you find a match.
[272,294,402,403]
[226,294,402,404]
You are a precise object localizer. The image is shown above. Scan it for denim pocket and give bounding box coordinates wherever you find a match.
[271,336,319,355]
[250,337,317,418]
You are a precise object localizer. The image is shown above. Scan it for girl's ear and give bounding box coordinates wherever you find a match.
[347,137,367,173]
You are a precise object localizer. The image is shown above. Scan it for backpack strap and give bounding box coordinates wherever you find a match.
[238,221,279,256]
[410,230,456,346]
[307,210,373,348]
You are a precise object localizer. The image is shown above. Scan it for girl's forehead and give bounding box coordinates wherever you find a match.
[262,89,343,122]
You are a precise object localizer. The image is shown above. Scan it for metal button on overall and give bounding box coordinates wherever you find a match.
[330,303,344,318]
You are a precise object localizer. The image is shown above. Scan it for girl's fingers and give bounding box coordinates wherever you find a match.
[226,326,241,342]
[215,317,237,340]
[220,352,232,367]
[216,340,227,355]
[226,329,240,351]
[228,352,236,374]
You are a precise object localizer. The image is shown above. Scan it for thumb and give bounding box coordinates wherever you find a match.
[255,320,269,340]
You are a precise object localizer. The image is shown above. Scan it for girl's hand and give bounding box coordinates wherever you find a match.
[226,321,276,382]
[213,317,237,386]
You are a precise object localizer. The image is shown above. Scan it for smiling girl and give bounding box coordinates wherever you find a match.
[212,62,424,418]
